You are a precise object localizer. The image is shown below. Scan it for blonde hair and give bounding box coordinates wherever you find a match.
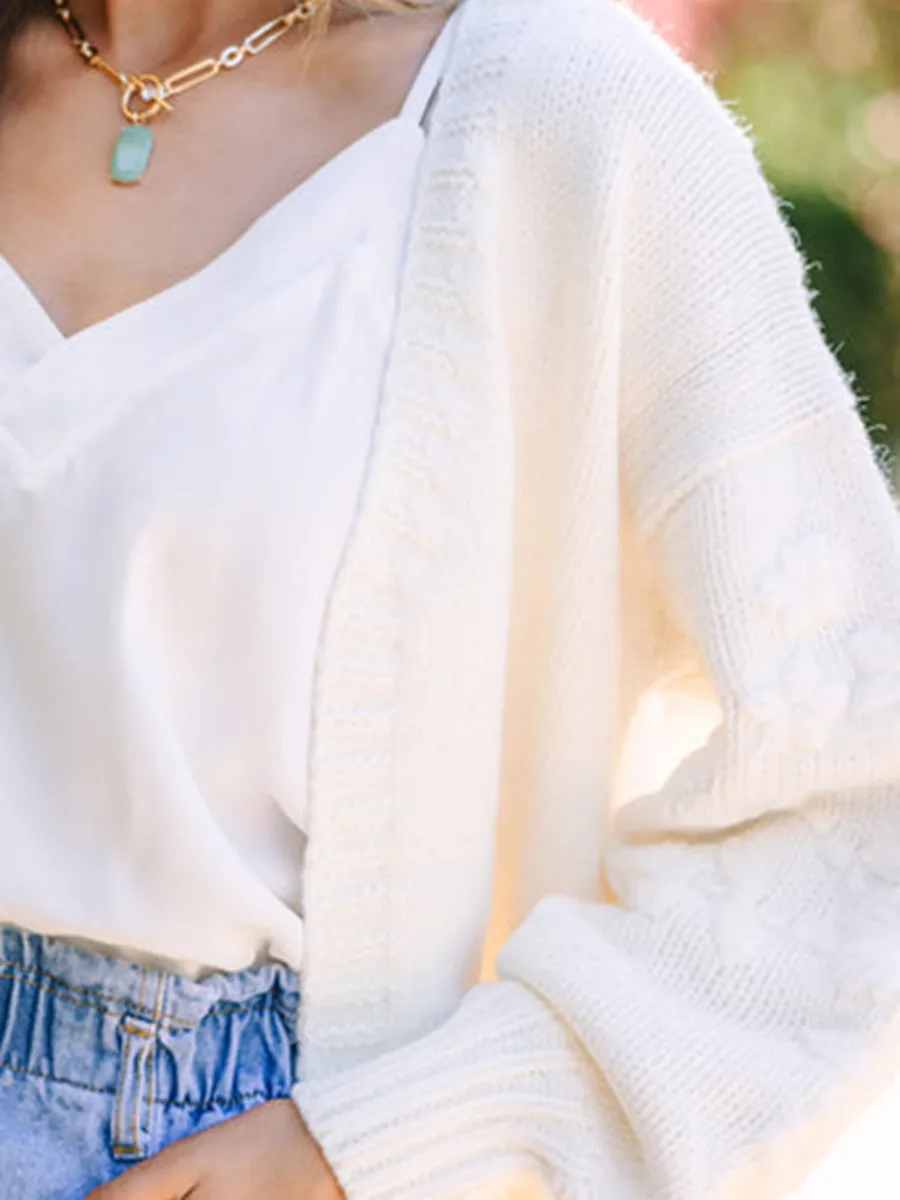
[330,0,456,11]
[311,0,458,33]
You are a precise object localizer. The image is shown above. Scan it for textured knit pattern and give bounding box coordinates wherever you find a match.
[289,0,900,1196]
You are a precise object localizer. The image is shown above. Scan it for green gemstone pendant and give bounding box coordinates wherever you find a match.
[110,123,154,186]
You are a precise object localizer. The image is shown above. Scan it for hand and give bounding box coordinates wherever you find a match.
[84,1097,345,1200]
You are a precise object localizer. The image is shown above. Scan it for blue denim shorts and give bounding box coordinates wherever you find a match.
[0,926,301,1199]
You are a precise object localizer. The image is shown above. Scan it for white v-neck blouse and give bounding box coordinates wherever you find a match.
[0,5,463,978]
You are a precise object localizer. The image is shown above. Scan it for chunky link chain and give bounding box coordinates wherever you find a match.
[51,0,320,123]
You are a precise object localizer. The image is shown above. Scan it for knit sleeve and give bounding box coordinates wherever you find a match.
[290,31,900,1200]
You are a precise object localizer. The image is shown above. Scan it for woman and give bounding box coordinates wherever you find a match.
[1,0,899,1195]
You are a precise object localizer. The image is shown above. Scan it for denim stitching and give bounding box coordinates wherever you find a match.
[132,1028,151,1154]
[112,1016,151,1162]
[0,1055,288,1113]
[113,964,147,1161]
[1,961,299,1019]
[0,1055,286,1112]
[0,1057,117,1098]
[0,958,297,1128]
[146,973,166,1153]
[161,1087,287,1113]
[0,964,164,1021]
[111,1020,130,1158]
[0,966,181,1025]
[0,966,298,1028]
[136,1039,154,1152]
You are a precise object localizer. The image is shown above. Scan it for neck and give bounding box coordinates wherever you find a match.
[70,0,334,67]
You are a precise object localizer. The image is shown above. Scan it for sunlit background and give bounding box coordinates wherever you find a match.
[623,1,900,1193]
[636,0,900,475]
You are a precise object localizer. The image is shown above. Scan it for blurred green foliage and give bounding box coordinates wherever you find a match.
[711,0,900,452]
[776,185,899,454]
[639,0,900,457]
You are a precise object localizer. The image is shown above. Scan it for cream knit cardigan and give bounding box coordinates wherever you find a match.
[291,0,900,1195]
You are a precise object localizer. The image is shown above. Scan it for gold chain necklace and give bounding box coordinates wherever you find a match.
[51,0,320,186]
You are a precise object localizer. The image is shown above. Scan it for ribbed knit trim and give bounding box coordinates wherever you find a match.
[297,0,527,1078]
[293,980,604,1199]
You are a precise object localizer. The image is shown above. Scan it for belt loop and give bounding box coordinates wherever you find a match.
[110,973,166,1162]
[111,1014,156,1161]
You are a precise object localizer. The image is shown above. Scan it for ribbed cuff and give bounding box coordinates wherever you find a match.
[291,979,598,1200]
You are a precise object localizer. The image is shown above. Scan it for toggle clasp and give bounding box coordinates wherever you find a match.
[121,74,173,124]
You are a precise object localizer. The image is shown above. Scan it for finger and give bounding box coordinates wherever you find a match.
[82,1146,198,1200]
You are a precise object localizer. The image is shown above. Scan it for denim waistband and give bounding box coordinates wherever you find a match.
[0,926,301,1030]
[0,926,301,1162]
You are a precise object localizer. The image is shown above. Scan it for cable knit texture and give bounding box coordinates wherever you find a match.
[290,0,900,1195]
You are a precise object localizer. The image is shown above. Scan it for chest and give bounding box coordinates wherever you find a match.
[0,108,424,498]
[0,92,323,336]
[0,12,446,339]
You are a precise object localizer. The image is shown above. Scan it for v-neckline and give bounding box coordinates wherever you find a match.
[0,0,465,350]
[0,110,415,351]
[0,0,466,486]
[0,113,427,487]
